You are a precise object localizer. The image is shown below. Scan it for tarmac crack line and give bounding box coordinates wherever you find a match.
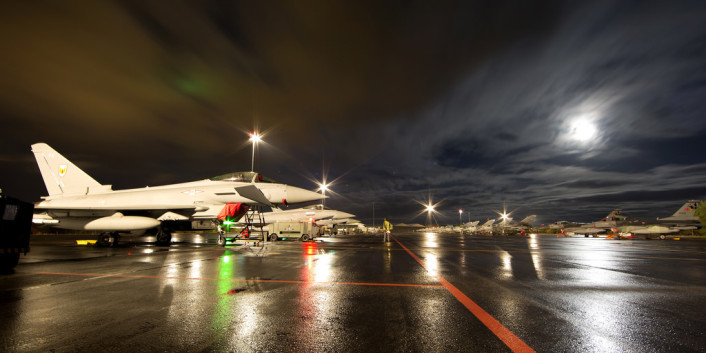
[392,235,536,353]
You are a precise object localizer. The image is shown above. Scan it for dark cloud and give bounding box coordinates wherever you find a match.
[569,186,706,204]
[555,179,631,190]
[0,0,705,224]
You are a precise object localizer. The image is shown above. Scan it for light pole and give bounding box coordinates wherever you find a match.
[249,132,261,172]
[459,209,463,225]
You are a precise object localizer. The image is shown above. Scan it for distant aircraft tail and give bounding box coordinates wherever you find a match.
[481,219,495,227]
[670,201,699,218]
[31,143,104,196]
[604,209,626,221]
[519,215,536,226]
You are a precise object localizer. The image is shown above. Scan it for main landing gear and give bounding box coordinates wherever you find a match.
[97,232,120,247]
[155,225,172,246]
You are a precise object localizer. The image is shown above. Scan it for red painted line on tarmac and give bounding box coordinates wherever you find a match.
[34,272,443,288]
[392,235,535,353]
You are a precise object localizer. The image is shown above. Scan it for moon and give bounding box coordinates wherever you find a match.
[569,119,598,142]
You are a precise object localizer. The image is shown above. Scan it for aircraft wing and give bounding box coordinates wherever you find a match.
[235,185,274,207]
[623,225,680,234]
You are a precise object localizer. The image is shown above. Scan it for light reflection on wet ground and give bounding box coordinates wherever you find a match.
[0,233,704,352]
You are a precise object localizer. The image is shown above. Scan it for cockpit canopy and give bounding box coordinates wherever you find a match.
[210,172,277,183]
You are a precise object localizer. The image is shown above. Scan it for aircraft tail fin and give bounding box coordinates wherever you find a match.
[31,143,103,196]
[670,201,699,218]
[605,209,626,221]
[520,215,536,226]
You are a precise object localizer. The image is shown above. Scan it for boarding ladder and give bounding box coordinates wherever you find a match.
[238,206,267,243]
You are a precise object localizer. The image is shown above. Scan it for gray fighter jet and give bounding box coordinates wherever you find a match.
[30,143,325,245]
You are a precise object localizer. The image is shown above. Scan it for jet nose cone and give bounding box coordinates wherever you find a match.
[286,186,327,204]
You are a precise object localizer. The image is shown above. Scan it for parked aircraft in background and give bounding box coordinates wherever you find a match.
[619,201,702,239]
[229,204,357,238]
[477,219,495,234]
[30,143,325,246]
[461,221,480,233]
[563,202,702,238]
[495,215,536,234]
[262,204,355,224]
[561,209,628,236]
[316,218,359,227]
[547,220,580,230]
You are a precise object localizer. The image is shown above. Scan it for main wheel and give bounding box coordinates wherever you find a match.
[269,233,278,242]
[156,227,172,246]
[97,232,113,247]
[300,234,310,242]
[217,234,226,247]
[112,233,120,246]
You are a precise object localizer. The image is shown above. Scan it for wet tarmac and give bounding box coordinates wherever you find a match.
[1,232,705,352]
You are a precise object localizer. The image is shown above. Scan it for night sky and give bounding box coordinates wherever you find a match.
[1,1,705,225]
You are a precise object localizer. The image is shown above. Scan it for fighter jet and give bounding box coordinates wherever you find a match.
[30,143,325,245]
[461,221,480,233]
[315,218,360,226]
[231,204,355,239]
[495,215,537,235]
[565,202,702,238]
[547,220,581,230]
[619,201,702,239]
[263,204,355,224]
[476,219,495,234]
[562,209,628,236]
